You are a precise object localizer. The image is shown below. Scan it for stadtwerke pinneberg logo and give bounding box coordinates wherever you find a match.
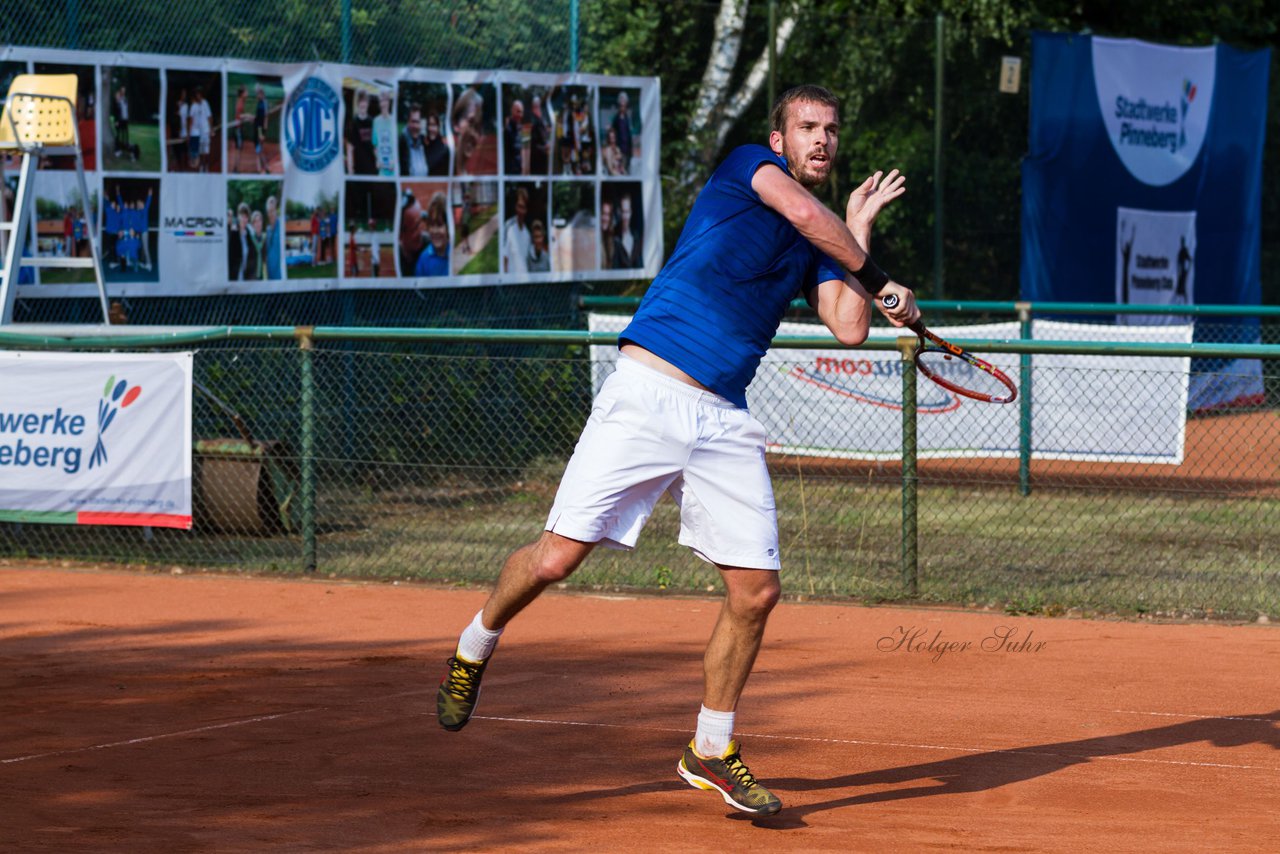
[1092,37,1215,187]
[285,76,340,173]
[89,375,143,469]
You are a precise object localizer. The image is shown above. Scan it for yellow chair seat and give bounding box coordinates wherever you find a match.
[0,74,80,150]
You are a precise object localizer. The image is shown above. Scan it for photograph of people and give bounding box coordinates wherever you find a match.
[100,67,160,172]
[165,70,222,173]
[551,85,595,176]
[603,182,644,269]
[188,86,214,173]
[397,82,449,177]
[502,183,547,275]
[527,88,553,175]
[599,87,641,176]
[343,180,396,279]
[598,195,617,271]
[451,180,499,275]
[399,183,451,278]
[30,172,96,284]
[501,84,551,177]
[601,126,625,177]
[33,63,97,171]
[502,92,525,176]
[102,180,159,283]
[373,89,397,176]
[227,181,282,282]
[451,83,497,177]
[285,182,340,279]
[343,80,383,176]
[527,218,551,273]
[227,73,284,174]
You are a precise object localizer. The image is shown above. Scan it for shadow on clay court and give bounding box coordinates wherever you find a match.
[7,592,1279,847]
[733,711,1280,829]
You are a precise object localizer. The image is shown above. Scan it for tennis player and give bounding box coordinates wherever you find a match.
[438,84,919,816]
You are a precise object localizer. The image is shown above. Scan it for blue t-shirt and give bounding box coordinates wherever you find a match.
[620,144,843,408]
[415,242,449,277]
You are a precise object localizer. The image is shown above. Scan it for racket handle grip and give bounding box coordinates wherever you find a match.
[881,293,899,309]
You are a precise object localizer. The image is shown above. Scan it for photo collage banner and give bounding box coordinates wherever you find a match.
[1,46,661,298]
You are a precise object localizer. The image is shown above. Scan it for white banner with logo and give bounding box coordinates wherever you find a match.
[0,351,193,527]
[2,45,661,298]
[1021,33,1267,410]
[589,315,1192,463]
[1115,207,1195,324]
[1092,38,1216,188]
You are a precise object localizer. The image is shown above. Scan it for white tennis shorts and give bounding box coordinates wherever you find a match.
[546,355,781,570]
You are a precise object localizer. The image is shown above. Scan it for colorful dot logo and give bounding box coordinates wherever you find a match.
[89,375,143,469]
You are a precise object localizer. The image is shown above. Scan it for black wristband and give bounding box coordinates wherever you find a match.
[854,255,891,295]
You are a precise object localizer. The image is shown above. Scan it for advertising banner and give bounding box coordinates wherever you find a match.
[589,315,1191,463]
[0,351,193,527]
[1020,33,1270,408]
[1,46,661,298]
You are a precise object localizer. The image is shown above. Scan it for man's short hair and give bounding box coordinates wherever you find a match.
[770,85,839,133]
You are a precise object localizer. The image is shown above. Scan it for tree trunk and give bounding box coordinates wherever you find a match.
[679,1,798,187]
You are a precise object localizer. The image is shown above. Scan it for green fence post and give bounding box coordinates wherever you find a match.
[341,0,352,62]
[899,335,919,597]
[297,328,318,573]
[570,0,579,72]
[1017,301,1033,496]
[66,0,79,49]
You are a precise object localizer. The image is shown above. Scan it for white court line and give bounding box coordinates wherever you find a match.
[1,710,315,765]
[1093,709,1280,723]
[5,694,1275,773]
[472,715,1280,773]
[0,687,436,766]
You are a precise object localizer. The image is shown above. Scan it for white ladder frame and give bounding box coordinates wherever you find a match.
[0,89,110,325]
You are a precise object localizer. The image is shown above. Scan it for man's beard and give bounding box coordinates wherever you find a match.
[784,142,831,189]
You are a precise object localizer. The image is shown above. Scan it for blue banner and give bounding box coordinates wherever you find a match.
[1020,33,1271,408]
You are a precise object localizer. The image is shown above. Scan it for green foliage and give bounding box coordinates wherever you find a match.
[579,0,1280,304]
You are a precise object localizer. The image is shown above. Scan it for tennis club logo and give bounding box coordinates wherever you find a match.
[285,76,341,173]
[788,361,961,413]
[89,376,143,469]
[1092,37,1216,187]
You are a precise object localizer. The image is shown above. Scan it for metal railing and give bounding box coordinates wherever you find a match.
[2,324,1277,619]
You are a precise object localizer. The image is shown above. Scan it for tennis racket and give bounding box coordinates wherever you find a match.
[881,294,1017,404]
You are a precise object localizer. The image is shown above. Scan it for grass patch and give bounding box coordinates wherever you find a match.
[4,468,1277,620]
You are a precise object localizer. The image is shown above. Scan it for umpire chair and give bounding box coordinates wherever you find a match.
[0,73,110,325]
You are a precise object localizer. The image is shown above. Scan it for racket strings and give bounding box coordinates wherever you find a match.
[916,347,1014,401]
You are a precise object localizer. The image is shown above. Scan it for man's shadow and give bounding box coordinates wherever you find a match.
[737,711,1280,829]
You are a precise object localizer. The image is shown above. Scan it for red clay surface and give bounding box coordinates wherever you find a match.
[2,565,1278,851]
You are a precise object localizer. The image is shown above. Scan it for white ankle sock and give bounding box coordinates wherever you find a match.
[694,705,735,758]
[456,611,503,663]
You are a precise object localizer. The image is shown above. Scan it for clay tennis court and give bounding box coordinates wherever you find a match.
[3,564,1277,851]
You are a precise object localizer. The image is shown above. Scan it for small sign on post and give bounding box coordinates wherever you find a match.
[1000,56,1022,93]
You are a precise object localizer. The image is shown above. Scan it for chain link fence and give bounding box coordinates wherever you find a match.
[2,331,1276,620]
[8,3,1278,327]
[3,5,1277,619]
[5,0,589,330]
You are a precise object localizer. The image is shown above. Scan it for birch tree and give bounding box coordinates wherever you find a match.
[679,0,799,186]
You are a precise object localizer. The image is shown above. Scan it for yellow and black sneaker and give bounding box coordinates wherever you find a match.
[437,654,487,731]
[677,739,782,815]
